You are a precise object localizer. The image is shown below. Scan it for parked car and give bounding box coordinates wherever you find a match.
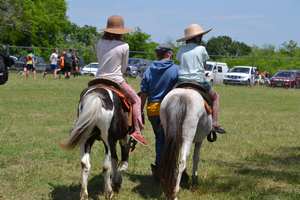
[80,62,99,76]
[204,61,229,85]
[223,66,256,86]
[126,58,151,78]
[270,70,300,88]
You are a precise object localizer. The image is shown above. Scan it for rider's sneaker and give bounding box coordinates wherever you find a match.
[213,126,226,134]
[130,131,148,146]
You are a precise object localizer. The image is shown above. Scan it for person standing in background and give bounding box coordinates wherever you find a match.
[64,49,73,79]
[49,48,59,79]
[24,48,36,80]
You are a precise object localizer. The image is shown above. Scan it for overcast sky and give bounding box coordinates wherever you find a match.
[66,0,300,47]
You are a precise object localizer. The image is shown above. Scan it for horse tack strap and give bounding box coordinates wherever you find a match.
[204,101,212,115]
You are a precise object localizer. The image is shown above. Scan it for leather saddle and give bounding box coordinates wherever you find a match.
[81,78,133,126]
[175,81,213,114]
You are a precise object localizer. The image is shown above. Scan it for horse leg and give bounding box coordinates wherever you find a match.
[118,136,130,172]
[102,138,113,200]
[80,136,96,200]
[192,142,202,186]
[174,140,193,198]
[109,139,122,193]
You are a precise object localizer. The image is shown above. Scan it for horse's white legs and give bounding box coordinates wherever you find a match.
[80,143,91,200]
[192,142,202,185]
[175,140,193,196]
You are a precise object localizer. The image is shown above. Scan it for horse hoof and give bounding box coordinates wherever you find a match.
[118,161,128,172]
[112,176,122,192]
[113,182,121,193]
[192,176,199,186]
[105,191,114,200]
[80,191,88,200]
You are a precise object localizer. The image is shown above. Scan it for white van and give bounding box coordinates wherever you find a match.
[204,61,229,85]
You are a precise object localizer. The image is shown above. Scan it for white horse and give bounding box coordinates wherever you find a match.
[159,88,212,200]
[61,85,132,200]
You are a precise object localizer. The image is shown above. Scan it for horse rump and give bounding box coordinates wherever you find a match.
[159,94,188,197]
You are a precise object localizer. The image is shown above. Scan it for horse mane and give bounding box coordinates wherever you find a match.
[159,94,188,198]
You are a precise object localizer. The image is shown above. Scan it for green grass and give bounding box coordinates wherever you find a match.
[0,73,299,200]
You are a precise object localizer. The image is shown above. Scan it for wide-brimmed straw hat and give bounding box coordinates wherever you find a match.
[102,15,132,35]
[177,24,212,42]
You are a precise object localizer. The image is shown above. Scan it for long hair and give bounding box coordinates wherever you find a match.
[159,95,188,198]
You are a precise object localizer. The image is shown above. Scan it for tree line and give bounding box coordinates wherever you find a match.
[1,0,299,74]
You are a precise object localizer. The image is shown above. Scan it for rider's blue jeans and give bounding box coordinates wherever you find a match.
[148,115,165,166]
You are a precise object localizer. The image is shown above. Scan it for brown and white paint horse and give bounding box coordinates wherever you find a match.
[61,86,131,200]
[159,88,212,200]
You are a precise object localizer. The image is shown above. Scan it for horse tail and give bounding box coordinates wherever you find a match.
[60,93,103,150]
[159,94,188,197]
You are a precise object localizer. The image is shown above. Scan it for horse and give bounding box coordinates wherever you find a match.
[60,81,133,200]
[159,87,213,200]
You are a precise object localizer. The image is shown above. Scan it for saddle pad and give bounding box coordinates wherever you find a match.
[175,81,213,107]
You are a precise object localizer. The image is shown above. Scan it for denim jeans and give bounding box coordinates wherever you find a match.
[148,115,165,166]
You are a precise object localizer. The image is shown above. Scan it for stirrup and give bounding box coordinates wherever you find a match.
[207,130,217,142]
[129,137,138,152]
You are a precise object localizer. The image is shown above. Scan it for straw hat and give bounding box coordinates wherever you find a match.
[103,15,132,35]
[177,24,212,42]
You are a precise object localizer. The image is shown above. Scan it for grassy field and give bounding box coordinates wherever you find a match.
[0,73,299,200]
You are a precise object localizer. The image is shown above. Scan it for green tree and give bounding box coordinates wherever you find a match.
[206,36,251,59]
[280,40,298,56]
[123,28,158,60]
[0,0,68,47]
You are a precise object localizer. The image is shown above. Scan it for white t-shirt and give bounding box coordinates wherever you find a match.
[176,43,209,83]
[50,52,58,65]
[96,39,129,84]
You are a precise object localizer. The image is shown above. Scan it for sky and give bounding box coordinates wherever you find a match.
[66,0,300,47]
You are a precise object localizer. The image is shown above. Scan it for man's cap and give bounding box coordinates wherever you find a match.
[155,43,173,53]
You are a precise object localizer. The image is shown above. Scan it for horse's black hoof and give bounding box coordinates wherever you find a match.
[191,176,199,186]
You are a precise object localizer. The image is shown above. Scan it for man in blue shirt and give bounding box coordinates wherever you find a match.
[140,44,178,178]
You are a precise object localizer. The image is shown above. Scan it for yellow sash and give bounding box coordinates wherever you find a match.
[146,102,161,117]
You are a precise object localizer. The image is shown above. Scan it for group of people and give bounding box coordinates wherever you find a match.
[48,48,80,79]
[95,15,226,175]
[24,48,80,79]
[255,70,271,86]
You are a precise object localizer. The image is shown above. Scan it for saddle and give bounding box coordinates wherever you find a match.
[81,78,133,126]
[175,81,213,115]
